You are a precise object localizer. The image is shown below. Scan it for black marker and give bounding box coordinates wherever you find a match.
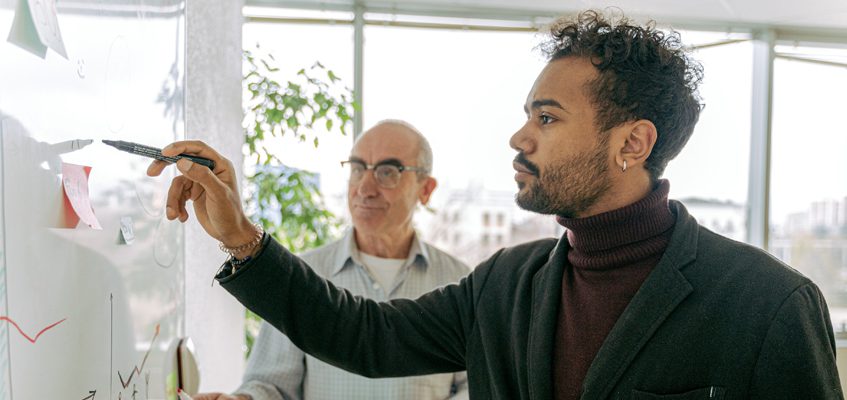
[102,140,216,170]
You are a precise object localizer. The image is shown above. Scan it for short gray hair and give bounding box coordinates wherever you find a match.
[360,119,433,180]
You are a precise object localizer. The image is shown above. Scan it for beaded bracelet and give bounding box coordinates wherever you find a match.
[218,223,264,257]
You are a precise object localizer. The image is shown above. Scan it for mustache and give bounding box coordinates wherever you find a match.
[514,153,539,175]
[353,199,387,207]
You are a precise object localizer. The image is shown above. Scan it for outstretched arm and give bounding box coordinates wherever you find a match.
[217,237,475,378]
[151,140,476,378]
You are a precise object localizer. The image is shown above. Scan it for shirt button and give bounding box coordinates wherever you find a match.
[372,283,380,290]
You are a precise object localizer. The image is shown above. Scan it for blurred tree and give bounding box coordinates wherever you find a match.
[241,44,357,357]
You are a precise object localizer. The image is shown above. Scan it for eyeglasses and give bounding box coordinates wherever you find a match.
[340,159,428,189]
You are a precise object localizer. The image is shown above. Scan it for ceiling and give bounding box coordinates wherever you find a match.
[249,0,847,33]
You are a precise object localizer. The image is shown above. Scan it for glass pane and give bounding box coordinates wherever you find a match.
[769,44,847,334]
[242,21,355,219]
[362,25,558,266]
[0,2,185,398]
[662,31,752,243]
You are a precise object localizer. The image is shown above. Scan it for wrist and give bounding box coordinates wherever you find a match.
[222,222,261,247]
[219,223,263,260]
[231,241,261,260]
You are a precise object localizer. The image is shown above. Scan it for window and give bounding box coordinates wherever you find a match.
[769,43,847,332]
[242,7,847,384]
[362,24,556,266]
[242,20,355,219]
[663,31,752,243]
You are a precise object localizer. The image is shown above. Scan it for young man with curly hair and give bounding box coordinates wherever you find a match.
[150,10,842,400]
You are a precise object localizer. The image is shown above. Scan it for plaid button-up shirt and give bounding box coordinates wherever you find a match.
[235,228,471,400]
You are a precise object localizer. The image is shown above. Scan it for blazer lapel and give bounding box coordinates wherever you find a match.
[581,201,700,400]
[527,235,570,400]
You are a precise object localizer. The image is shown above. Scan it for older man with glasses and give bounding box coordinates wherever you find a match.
[194,120,470,400]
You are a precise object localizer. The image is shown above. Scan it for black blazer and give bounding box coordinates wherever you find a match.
[220,201,842,399]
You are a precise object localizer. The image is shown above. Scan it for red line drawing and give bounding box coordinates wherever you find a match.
[0,316,66,344]
[117,324,160,389]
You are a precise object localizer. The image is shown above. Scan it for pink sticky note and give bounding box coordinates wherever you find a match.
[61,163,102,230]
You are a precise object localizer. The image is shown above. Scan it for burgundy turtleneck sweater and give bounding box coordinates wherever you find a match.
[552,180,675,400]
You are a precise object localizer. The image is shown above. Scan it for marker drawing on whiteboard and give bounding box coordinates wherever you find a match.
[117,324,160,389]
[0,316,66,343]
[102,140,216,170]
[81,390,96,400]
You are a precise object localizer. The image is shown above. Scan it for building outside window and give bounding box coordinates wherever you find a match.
[769,43,847,333]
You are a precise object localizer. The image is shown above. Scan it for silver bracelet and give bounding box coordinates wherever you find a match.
[218,223,264,257]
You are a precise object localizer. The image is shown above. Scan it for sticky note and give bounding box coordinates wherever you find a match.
[166,370,178,400]
[6,0,47,58]
[61,163,102,230]
[119,217,135,245]
[27,0,67,59]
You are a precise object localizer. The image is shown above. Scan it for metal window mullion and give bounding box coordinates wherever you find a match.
[746,29,775,249]
[353,4,364,138]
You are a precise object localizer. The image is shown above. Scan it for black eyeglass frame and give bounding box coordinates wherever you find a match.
[340,159,429,188]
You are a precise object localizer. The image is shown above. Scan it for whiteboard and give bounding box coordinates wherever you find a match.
[0,0,186,399]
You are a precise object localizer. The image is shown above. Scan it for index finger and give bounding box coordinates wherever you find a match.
[146,159,170,177]
[161,140,226,162]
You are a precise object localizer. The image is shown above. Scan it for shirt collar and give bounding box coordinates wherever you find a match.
[331,227,430,276]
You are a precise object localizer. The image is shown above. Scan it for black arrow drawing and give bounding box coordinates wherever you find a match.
[81,390,96,400]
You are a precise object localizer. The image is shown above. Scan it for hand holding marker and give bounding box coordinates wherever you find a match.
[102,140,216,170]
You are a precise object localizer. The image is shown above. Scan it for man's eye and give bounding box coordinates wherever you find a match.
[377,167,397,178]
[539,114,554,124]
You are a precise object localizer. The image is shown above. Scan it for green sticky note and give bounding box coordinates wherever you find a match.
[6,0,47,58]
[166,371,178,400]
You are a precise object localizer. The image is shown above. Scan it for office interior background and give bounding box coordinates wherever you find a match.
[1,0,844,395]
[231,0,847,391]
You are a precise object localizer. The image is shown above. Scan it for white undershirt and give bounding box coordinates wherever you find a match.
[359,252,405,291]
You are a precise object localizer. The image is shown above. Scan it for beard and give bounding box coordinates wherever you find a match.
[514,139,611,218]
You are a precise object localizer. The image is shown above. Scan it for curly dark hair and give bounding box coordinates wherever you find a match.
[540,10,704,181]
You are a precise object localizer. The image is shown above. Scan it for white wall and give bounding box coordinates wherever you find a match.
[185,0,246,392]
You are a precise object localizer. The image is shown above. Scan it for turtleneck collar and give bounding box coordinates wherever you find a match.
[555,179,675,269]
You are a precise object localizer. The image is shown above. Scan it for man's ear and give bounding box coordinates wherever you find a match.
[616,119,657,171]
[418,176,437,205]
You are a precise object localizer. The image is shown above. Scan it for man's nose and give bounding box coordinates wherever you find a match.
[355,169,380,197]
[509,122,536,154]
